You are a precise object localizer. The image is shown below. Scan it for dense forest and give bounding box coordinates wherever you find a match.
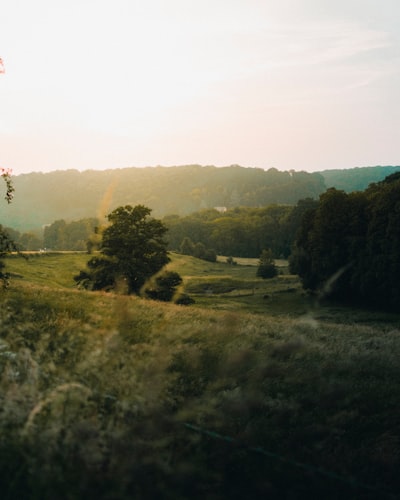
[290,172,400,310]
[163,203,312,258]
[2,164,399,233]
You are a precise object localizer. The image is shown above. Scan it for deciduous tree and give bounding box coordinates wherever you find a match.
[75,205,169,294]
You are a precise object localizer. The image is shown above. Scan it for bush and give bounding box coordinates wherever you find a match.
[174,293,195,305]
[203,248,217,262]
[256,249,278,279]
[144,271,183,302]
[257,263,278,279]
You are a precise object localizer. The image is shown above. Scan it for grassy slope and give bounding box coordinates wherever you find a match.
[6,252,89,288]
[1,253,400,499]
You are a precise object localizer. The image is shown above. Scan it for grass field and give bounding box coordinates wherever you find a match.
[1,252,400,499]
[6,251,304,314]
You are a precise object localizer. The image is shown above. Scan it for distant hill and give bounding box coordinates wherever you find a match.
[318,165,400,192]
[1,165,325,231]
[1,164,399,231]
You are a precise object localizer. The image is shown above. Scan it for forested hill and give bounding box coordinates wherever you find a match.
[1,165,325,231]
[318,165,400,192]
[1,164,399,231]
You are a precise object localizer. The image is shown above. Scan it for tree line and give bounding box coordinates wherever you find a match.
[2,164,398,236]
[164,202,315,259]
[2,218,98,252]
[290,172,400,310]
[13,203,313,259]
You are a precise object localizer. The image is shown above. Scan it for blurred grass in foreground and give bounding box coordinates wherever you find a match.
[0,252,399,499]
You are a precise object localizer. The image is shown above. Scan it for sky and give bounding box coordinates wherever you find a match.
[1,0,400,175]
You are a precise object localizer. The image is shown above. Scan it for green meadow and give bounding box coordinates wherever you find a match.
[1,252,400,499]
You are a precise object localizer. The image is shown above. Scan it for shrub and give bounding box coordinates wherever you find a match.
[144,271,183,302]
[256,249,278,279]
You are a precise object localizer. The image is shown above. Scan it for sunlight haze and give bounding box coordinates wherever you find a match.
[1,0,399,174]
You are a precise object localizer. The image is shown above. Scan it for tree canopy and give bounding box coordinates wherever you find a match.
[44,218,98,251]
[75,205,169,294]
[165,205,294,258]
[290,175,400,310]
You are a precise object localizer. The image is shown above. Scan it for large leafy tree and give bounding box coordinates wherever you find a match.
[75,205,170,294]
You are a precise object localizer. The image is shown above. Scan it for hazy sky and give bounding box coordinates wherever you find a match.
[1,0,399,175]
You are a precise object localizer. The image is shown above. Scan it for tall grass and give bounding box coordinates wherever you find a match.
[0,253,399,498]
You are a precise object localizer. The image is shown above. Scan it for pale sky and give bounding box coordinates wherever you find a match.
[1,0,399,175]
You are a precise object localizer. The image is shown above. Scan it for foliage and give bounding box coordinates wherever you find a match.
[0,225,18,256]
[256,248,278,279]
[74,255,118,291]
[44,218,98,251]
[192,242,217,262]
[144,270,183,302]
[167,205,295,259]
[174,292,195,305]
[178,236,217,262]
[179,236,195,255]
[1,167,15,204]
[290,175,400,310]
[0,226,19,288]
[0,226,43,251]
[75,205,169,294]
[0,168,17,286]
